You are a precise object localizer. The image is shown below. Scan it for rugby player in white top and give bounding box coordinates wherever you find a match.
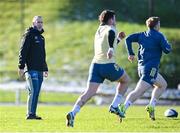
[66,10,130,127]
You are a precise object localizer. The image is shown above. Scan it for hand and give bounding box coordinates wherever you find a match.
[18,69,24,77]
[128,55,135,63]
[107,48,114,59]
[43,71,48,77]
[118,32,126,40]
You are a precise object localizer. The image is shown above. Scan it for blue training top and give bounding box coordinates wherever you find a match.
[125,29,171,71]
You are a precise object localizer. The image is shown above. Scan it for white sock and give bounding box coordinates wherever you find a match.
[149,98,157,107]
[71,104,81,116]
[124,100,132,110]
[111,93,123,108]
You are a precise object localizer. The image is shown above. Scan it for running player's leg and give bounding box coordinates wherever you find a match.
[149,73,167,107]
[104,63,130,117]
[122,68,154,114]
[146,73,167,120]
[123,80,151,111]
[111,71,130,108]
[109,71,130,119]
[66,82,100,127]
[66,63,103,127]
[72,82,100,115]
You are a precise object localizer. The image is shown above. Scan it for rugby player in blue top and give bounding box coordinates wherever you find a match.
[119,17,171,121]
[66,10,130,127]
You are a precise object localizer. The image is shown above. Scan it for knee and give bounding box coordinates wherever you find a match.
[162,81,167,90]
[159,80,167,90]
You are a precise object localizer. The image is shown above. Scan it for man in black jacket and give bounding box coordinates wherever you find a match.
[18,16,48,120]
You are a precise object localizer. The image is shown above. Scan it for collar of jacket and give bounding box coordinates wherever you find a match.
[28,26,44,34]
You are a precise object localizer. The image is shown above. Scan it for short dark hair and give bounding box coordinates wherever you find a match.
[99,10,115,24]
[146,17,160,29]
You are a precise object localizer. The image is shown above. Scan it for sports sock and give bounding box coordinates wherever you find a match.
[124,100,132,110]
[71,104,81,116]
[149,98,157,107]
[111,93,123,108]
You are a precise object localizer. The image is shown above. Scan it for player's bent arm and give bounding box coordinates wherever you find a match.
[125,33,140,56]
[160,34,172,54]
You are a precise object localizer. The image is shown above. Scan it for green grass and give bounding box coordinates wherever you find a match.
[0,105,180,132]
[0,90,95,104]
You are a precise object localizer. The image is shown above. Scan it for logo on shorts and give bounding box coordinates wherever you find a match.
[150,68,157,77]
[114,64,119,71]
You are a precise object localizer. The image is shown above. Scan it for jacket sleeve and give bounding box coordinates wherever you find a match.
[18,33,31,69]
[160,34,171,54]
[43,58,48,72]
[43,62,48,71]
[43,39,48,71]
[125,33,140,56]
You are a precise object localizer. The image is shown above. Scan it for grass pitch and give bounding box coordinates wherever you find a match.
[0,105,180,132]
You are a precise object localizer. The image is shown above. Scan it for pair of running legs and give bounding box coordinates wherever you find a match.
[66,73,166,127]
[66,72,129,127]
[119,73,167,121]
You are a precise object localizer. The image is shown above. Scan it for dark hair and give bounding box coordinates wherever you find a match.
[99,10,115,24]
[146,17,160,29]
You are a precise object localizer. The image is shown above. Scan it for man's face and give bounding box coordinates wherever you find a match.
[157,21,160,31]
[154,21,160,31]
[110,15,116,26]
[33,18,43,31]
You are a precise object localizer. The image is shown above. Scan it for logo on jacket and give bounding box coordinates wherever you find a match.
[35,36,40,43]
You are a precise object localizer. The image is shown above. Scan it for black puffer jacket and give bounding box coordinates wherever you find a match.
[18,27,48,71]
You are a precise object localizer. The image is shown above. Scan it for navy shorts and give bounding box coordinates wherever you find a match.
[138,67,158,85]
[88,63,124,83]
